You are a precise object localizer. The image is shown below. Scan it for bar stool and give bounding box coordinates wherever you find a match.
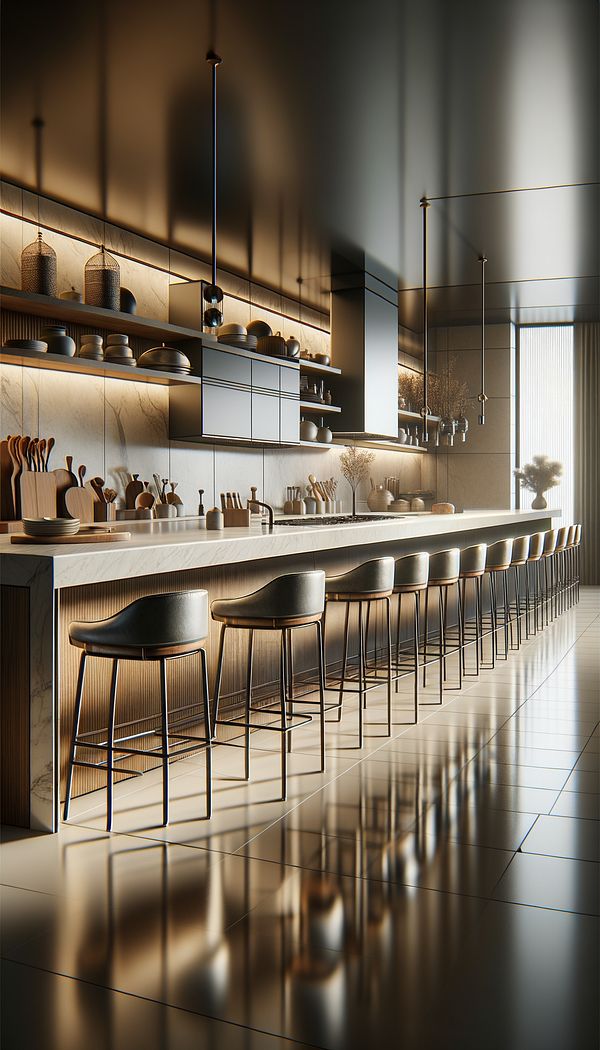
[540,529,558,626]
[458,544,487,676]
[483,539,514,665]
[63,590,212,831]
[509,535,531,648]
[421,548,462,703]
[392,552,430,722]
[553,525,570,616]
[567,522,580,609]
[574,524,583,603]
[211,571,326,800]
[325,558,395,746]
[526,531,546,634]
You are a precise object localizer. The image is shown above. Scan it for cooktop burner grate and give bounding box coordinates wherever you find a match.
[275,514,402,526]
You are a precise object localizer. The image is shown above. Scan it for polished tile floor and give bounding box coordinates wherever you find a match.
[2,589,599,1049]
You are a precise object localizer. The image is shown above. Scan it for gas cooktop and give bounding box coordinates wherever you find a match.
[275,514,403,526]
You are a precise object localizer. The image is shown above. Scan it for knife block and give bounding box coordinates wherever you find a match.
[223,507,251,528]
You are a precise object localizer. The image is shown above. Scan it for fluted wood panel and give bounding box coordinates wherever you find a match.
[0,585,29,826]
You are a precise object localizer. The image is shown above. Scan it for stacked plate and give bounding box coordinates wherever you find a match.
[23,517,81,538]
[4,339,48,352]
[105,334,137,366]
[217,322,258,350]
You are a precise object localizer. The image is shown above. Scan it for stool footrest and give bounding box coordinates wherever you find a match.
[215,714,312,734]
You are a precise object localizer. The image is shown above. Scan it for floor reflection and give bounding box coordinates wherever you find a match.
[2,591,599,1049]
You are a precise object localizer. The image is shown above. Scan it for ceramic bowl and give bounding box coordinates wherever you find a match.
[247,319,273,339]
[137,345,192,371]
[218,322,247,338]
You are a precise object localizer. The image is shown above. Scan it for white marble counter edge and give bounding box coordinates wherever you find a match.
[0,510,556,590]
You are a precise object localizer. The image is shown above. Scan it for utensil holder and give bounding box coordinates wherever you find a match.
[94,503,117,522]
[223,507,251,528]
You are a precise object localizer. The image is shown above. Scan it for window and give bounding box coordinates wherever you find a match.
[518,325,573,524]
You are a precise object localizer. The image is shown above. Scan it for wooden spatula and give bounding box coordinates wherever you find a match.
[53,455,79,516]
[65,485,94,523]
[125,474,144,509]
[1,438,15,520]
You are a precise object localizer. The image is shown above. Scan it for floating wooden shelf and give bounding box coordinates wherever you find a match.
[398,408,442,423]
[332,437,428,454]
[1,286,204,343]
[299,401,342,414]
[0,346,202,386]
[297,439,335,448]
[299,358,341,376]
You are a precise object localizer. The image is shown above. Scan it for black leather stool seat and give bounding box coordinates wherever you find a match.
[211,571,325,627]
[69,590,209,658]
[325,558,395,601]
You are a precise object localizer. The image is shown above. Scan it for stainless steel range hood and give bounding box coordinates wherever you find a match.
[330,257,399,441]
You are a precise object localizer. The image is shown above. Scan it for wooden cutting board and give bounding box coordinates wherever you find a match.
[0,439,14,520]
[11,530,131,545]
[64,485,95,523]
[19,471,58,519]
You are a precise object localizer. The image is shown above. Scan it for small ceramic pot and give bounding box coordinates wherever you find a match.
[286,336,301,358]
[367,484,394,512]
[120,287,137,314]
[300,418,319,441]
[410,497,425,512]
[398,428,408,445]
[206,507,224,529]
[60,288,83,302]
[154,503,176,519]
[317,423,333,443]
[305,497,317,514]
[41,324,76,357]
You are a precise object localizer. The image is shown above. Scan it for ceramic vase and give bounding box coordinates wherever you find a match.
[532,492,547,509]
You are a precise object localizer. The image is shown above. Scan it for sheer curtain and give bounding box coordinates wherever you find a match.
[574,323,600,585]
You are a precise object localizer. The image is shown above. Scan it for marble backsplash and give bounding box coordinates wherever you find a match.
[1,179,434,515]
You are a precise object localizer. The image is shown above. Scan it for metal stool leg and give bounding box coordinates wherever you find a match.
[385,596,392,736]
[438,587,444,704]
[106,659,119,833]
[395,592,402,693]
[212,624,227,740]
[63,651,87,822]
[337,602,350,722]
[358,602,365,746]
[316,620,326,772]
[245,630,254,780]
[199,647,212,818]
[159,657,170,826]
[280,630,288,800]
[413,591,420,722]
[423,587,429,687]
[287,629,294,753]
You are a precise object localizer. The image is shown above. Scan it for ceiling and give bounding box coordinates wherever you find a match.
[1,0,598,328]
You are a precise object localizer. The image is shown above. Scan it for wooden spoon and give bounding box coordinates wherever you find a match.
[37,438,46,471]
[44,437,55,471]
[78,464,87,487]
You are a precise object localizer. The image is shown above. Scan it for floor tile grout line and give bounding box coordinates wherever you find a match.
[0,958,325,1050]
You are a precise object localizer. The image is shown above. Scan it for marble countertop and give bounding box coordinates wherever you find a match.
[0,509,556,590]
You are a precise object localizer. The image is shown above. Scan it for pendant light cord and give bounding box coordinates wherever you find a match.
[478,254,488,424]
[207,50,222,288]
[420,197,430,442]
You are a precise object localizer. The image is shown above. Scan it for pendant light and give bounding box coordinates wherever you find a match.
[21,117,57,297]
[420,197,431,443]
[203,49,224,329]
[478,254,488,424]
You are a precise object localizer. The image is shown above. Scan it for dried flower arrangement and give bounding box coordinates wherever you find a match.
[514,455,563,509]
[339,446,375,515]
[399,356,471,420]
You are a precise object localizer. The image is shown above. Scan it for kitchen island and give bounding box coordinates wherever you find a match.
[1,509,555,831]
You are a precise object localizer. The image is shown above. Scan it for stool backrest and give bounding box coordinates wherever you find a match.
[567,524,577,546]
[555,525,569,551]
[574,523,582,545]
[543,529,557,555]
[528,531,545,560]
[100,590,209,649]
[486,538,513,571]
[336,557,396,595]
[511,535,531,564]
[258,571,326,617]
[460,544,487,576]
[394,552,429,589]
[428,548,460,584]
